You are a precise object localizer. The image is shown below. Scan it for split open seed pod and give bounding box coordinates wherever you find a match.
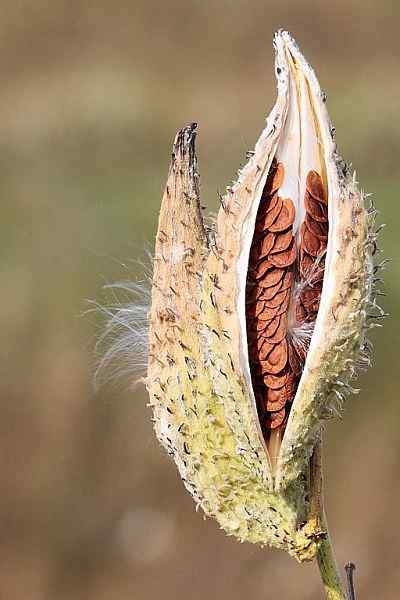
[147,30,377,562]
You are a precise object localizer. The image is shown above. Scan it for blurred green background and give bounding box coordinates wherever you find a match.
[3,1,399,599]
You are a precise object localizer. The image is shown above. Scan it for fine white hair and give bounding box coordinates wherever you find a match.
[90,257,151,390]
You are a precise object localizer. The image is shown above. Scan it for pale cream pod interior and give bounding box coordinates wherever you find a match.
[237,30,340,472]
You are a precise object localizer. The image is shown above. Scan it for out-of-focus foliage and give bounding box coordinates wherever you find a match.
[3,2,399,598]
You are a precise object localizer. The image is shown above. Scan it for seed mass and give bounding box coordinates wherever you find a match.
[246,160,328,457]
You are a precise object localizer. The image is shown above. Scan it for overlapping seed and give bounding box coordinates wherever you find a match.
[298,170,328,323]
[246,160,297,438]
[246,162,329,446]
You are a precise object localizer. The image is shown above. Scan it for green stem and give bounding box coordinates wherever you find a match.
[317,511,347,600]
[310,438,347,600]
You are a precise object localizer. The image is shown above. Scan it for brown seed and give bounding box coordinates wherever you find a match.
[299,251,315,277]
[268,198,296,232]
[251,299,267,316]
[263,162,284,196]
[275,292,291,316]
[258,279,283,301]
[255,197,283,232]
[305,213,328,240]
[265,191,281,213]
[304,191,328,222]
[256,317,270,331]
[265,387,287,411]
[288,341,302,376]
[263,370,288,389]
[306,170,327,204]
[265,407,286,429]
[270,162,285,194]
[258,304,282,321]
[256,335,267,351]
[258,268,285,288]
[300,287,321,309]
[261,315,281,338]
[264,289,290,309]
[259,339,274,360]
[295,301,307,324]
[264,197,284,228]
[269,239,297,268]
[254,258,273,280]
[266,316,287,344]
[270,228,293,254]
[256,294,290,325]
[280,270,294,290]
[258,191,280,216]
[283,374,298,403]
[260,338,288,374]
[247,281,269,300]
[260,232,276,256]
[301,223,322,257]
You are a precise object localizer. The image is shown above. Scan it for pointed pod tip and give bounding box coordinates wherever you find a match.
[273,30,300,83]
[172,122,198,161]
[273,29,296,49]
[274,28,290,39]
[273,30,304,69]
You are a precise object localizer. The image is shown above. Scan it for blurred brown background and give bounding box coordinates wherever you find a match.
[3,1,400,599]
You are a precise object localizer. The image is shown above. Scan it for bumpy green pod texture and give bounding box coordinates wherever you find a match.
[146,31,377,564]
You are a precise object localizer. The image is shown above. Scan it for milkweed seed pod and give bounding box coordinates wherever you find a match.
[147,31,379,562]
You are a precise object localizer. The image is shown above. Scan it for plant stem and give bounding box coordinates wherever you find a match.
[311,438,347,600]
[317,511,347,600]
